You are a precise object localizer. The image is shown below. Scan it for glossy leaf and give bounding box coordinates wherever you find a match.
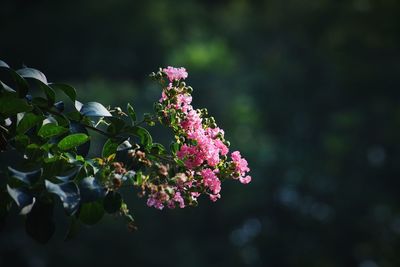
[38,123,68,139]
[79,176,106,202]
[0,60,10,68]
[16,113,43,134]
[54,166,80,183]
[69,122,90,156]
[127,103,136,123]
[8,166,42,185]
[125,126,153,147]
[6,185,35,215]
[79,102,112,117]
[58,133,90,151]
[102,139,119,158]
[45,180,80,215]
[17,67,48,84]
[50,83,76,101]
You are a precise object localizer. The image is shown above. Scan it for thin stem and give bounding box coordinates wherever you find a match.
[0,124,9,133]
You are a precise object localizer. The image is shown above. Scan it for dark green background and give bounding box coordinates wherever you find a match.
[1,0,400,266]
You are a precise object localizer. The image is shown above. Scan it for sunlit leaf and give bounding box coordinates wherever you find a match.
[38,123,68,139]
[79,102,112,117]
[58,133,89,151]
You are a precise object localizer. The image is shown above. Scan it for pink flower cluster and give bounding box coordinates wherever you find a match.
[231,151,252,184]
[145,66,251,210]
[163,66,188,82]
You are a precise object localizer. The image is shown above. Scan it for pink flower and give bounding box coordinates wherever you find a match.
[173,191,185,208]
[177,144,205,169]
[175,94,192,112]
[214,139,229,156]
[163,66,188,82]
[239,175,252,184]
[201,168,221,195]
[209,193,221,202]
[231,151,250,174]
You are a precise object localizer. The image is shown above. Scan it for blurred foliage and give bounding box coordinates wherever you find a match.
[1,0,400,266]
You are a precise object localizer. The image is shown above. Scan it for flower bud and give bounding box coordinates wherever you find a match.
[186,86,193,94]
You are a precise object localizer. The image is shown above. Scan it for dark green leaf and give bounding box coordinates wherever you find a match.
[102,139,119,158]
[14,134,30,151]
[79,176,106,202]
[16,113,43,134]
[54,101,64,112]
[79,102,112,117]
[38,83,56,104]
[58,133,89,151]
[0,95,32,117]
[124,126,152,147]
[25,201,55,244]
[50,83,76,101]
[127,103,136,123]
[8,166,42,185]
[45,180,80,215]
[79,201,104,225]
[103,191,122,213]
[16,67,48,84]
[38,123,68,139]
[151,143,166,155]
[170,142,180,154]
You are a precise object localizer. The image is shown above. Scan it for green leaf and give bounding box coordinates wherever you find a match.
[69,122,90,156]
[50,83,76,101]
[45,180,80,215]
[38,123,68,139]
[25,201,55,244]
[150,143,166,155]
[0,95,32,117]
[106,117,126,135]
[170,142,180,154]
[102,139,119,158]
[16,67,48,84]
[38,83,56,105]
[58,133,90,151]
[16,113,43,134]
[103,191,122,213]
[79,102,112,117]
[127,103,136,123]
[79,201,104,225]
[124,126,153,148]
[14,134,30,151]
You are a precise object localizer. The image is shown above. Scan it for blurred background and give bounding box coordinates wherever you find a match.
[1,0,400,266]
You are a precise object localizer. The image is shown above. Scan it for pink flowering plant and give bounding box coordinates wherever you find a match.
[0,60,251,243]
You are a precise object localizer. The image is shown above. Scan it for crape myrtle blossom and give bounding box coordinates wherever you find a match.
[143,66,251,210]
